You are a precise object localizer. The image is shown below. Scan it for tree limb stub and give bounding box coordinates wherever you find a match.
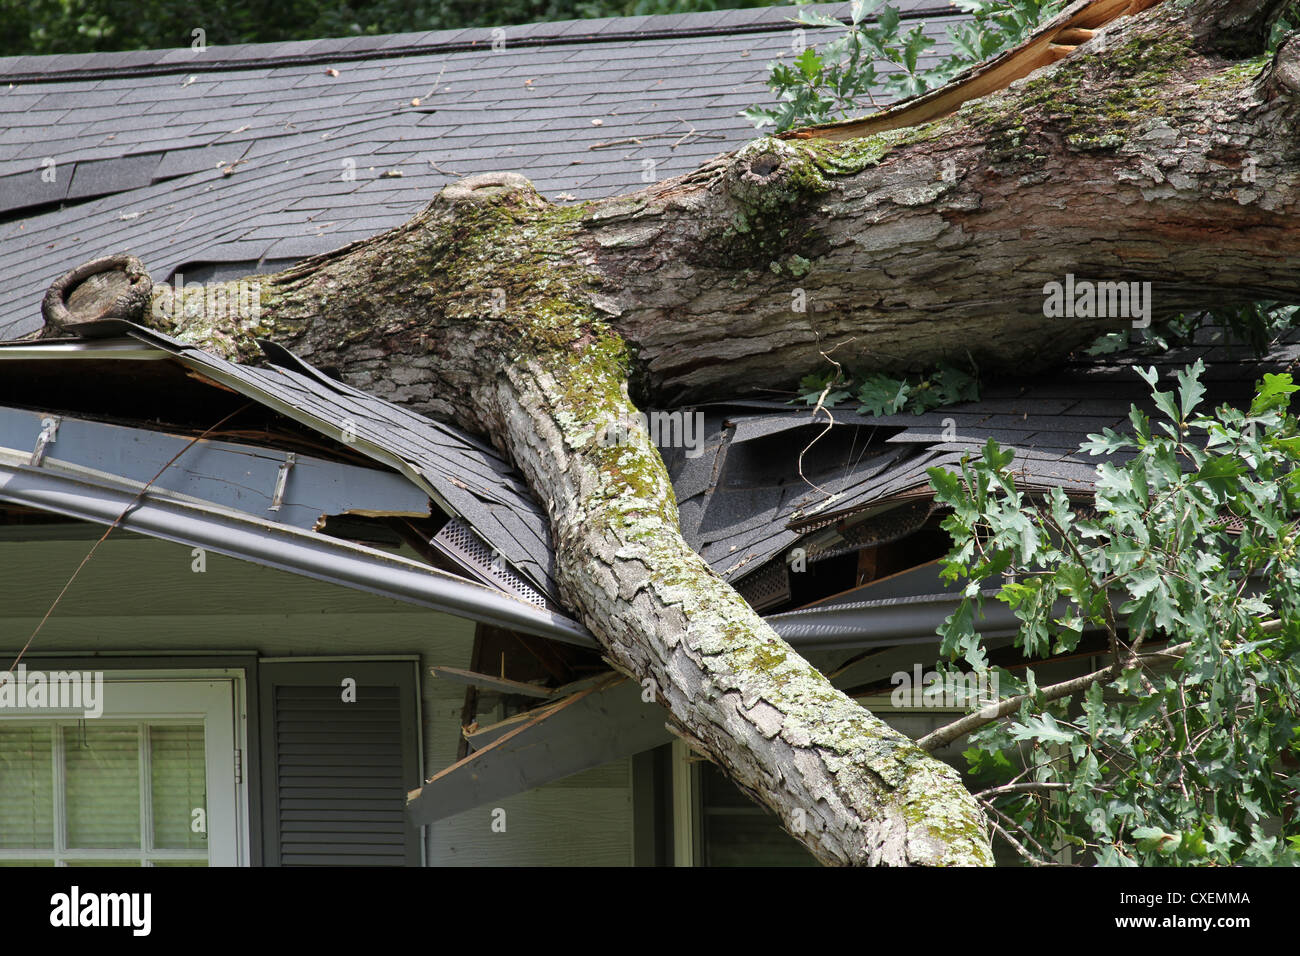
[41,0,1297,865]
[41,253,152,336]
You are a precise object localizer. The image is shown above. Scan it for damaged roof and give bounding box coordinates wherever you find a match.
[663,327,1300,589]
[0,321,562,608]
[0,1,966,341]
[1,320,1291,632]
[3,4,1290,633]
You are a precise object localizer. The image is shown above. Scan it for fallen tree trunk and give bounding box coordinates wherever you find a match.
[50,0,1300,864]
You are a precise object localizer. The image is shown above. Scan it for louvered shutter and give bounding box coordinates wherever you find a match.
[259,661,420,866]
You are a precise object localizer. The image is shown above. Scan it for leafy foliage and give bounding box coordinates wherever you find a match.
[1270,1,1300,53]
[0,0,779,56]
[795,362,979,416]
[747,0,1066,131]
[930,362,1300,865]
[1093,303,1300,364]
[931,0,1066,85]
[744,0,937,130]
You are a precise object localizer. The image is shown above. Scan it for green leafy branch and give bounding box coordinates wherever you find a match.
[746,0,1068,132]
[795,361,980,416]
[922,361,1300,865]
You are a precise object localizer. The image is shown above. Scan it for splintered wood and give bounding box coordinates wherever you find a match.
[785,0,1169,142]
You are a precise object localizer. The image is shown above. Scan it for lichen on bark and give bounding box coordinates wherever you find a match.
[496,336,994,865]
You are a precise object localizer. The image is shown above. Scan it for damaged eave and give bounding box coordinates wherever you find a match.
[0,404,430,530]
[406,674,671,826]
[0,455,594,647]
[1,327,565,608]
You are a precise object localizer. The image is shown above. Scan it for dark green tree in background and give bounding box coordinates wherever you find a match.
[0,0,782,55]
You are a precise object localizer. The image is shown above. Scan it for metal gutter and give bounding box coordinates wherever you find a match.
[768,590,1036,650]
[0,462,595,647]
[0,339,168,360]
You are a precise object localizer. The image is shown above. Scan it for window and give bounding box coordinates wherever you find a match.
[668,701,977,867]
[0,676,245,866]
[697,761,818,867]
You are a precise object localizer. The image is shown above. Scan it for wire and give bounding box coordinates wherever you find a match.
[6,401,255,672]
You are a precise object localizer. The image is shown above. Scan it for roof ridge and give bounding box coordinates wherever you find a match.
[0,2,956,84]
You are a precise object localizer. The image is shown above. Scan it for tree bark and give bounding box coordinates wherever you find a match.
[96,0,1299,864]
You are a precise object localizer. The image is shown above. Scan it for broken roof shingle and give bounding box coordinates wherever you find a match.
[665,330,1300,583]
[55,321,567,605]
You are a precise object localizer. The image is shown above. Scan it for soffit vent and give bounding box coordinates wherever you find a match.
[736,560,791,612]
[431,517,551,610]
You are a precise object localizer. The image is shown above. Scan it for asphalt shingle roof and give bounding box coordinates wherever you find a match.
[0,2,964,341]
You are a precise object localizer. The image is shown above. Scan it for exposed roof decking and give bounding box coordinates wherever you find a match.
[666,329,1300,583]
[5,321,1289,610]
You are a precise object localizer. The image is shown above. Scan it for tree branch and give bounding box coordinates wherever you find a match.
[917,642,1192,752]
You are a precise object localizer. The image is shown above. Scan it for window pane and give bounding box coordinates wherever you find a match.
[64,725,140,850]
[700,764,816,867]
[0,726,54,849]
[65,860,141,866]
[151,725,207,851]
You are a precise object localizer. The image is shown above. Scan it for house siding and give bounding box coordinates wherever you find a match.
[0,532,633,866]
